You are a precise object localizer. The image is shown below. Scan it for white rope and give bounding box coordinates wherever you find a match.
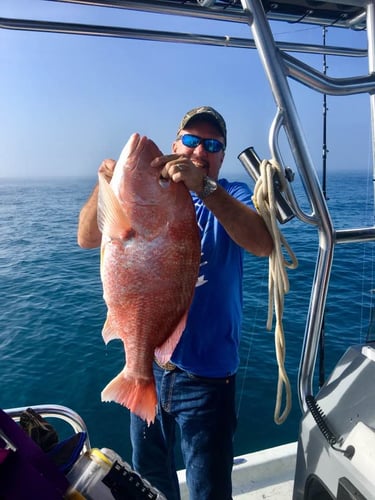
[252,158,298,425]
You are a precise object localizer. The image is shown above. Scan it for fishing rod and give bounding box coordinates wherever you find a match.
[318,25,328,389]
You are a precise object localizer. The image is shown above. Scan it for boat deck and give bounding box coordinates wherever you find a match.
[177,442,297,499]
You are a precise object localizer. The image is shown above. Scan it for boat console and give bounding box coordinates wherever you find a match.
[294,343,375,499]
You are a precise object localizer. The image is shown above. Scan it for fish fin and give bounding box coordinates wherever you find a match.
[154,310,188,364]
[101,315,120,344]
[101,370,157,426]
[97,172,133,239]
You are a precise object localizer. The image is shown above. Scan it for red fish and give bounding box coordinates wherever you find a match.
[97,133,200,425]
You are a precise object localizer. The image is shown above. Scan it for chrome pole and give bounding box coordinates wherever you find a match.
[240,0,335,412]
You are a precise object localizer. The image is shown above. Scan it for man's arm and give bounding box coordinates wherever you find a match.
[201,185,273,257]
[154,154,273,257]
[77,184,101,248]
[77,159,116,249]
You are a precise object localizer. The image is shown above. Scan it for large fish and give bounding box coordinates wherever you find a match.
[97,133,201,425]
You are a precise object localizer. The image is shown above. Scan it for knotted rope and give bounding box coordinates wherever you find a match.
[252,158,298,424]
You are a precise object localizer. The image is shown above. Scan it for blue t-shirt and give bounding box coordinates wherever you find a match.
[170,178,254,377]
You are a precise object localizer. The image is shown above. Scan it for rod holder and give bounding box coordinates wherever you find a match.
[238,147,295,224]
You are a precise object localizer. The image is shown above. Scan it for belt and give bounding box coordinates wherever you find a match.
[154,357,176,371]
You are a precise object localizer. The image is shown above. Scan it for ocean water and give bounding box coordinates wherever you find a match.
[1,170,374,469]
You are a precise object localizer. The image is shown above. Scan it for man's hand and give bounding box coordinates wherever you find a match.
[99,159,116,183]
[151,154,206,195]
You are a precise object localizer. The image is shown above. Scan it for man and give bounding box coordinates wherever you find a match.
[77,106,273,500]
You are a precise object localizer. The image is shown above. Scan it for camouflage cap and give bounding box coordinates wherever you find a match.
[178,106,227,147]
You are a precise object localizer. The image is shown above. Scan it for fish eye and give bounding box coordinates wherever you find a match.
[159,176,170,188]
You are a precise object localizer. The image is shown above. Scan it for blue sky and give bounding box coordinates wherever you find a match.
[0,0,370,179]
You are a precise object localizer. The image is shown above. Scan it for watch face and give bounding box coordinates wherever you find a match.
[201,177,217,199]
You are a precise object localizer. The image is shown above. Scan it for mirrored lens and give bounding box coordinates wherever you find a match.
[181,134,201,149]
[204,138,222,153]
[180,134,224,153]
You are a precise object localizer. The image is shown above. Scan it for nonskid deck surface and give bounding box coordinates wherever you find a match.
[177,442,296,499]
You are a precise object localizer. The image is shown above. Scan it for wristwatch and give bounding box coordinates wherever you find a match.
[198,176,218,200]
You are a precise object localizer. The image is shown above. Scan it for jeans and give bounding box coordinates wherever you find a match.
[130,363,237,500]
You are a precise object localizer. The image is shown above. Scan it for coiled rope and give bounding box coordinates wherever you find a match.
[252,158,298,424]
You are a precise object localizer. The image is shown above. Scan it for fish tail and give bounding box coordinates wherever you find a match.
[101,371,157,426]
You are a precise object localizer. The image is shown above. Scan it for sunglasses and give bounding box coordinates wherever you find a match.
[177,134,225,153]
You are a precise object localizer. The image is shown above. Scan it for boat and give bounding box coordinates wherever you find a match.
[1,1,375,499]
